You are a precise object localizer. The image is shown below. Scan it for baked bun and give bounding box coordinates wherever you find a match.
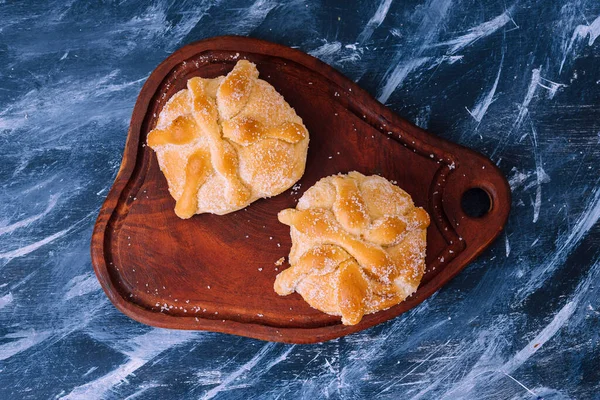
[274,171,430,325]
[147,60,309,218]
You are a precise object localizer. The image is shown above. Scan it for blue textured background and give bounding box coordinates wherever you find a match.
[1,1,599,399]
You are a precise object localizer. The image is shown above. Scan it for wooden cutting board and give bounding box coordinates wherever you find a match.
[91,36,510,344]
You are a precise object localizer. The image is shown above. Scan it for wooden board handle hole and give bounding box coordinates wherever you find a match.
[461,187,492,218]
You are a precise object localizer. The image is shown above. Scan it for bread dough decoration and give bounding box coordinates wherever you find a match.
[274,171,430,325]
[147,60,309,218]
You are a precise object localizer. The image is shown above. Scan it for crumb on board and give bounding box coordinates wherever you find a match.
[275,257,285,266]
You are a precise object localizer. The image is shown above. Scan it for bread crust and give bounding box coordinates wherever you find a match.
[147,60,309,218]
[275,172,430,325]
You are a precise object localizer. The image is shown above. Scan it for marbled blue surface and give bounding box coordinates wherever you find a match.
[1,1,599,399]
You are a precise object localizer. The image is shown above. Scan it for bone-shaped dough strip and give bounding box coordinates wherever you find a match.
[217,60,259,120]
[337,259,369,325]
[274,245,352,295]
[147,115,199,147]
[188,77,251,207]
[278,209,396,282]
[222,117,307,146]
[174,149,211,219]
[332,176,370,235]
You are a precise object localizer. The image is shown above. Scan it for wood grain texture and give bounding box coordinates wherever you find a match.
[91,36,510,343]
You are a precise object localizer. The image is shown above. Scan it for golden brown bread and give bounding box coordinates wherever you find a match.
[147,60,309,218]
[274,171,430,325]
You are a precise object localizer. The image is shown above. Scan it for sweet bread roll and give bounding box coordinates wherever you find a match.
[274,171,430,325]
[147,60,309,218]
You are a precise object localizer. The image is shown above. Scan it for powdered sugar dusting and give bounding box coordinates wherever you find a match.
[275,172,429,323]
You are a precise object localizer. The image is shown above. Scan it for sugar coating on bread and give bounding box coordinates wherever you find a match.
[147,60,309,218]
[274,171,430,325]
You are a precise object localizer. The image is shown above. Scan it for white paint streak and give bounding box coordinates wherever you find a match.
[0,330,52,361]
[0,194,60,236]
[196,371,223,386]
[439,55,463,65]
[514,67,541,130]
[309,41,364,65]
[231,0,277,35]
[466,52,503,124]
[64,273,100,300]
[201,343,276,400]
[533,185,543,223]
[395,253,598,399]
[82,367,98,377]
[357,0,394,43]
[518,185,600,300]
[500,372,539,397]
[65,359,146,400]
[503,261,598,373]
[0,292,14,310]
[340,316,449,392]
[426,55,464,71]
[379,341,449,394]
[122,3,214,51]
[538,77,567,100]
[0,228,70,260]
[433,6,516,54]
[377,0,453,103]
[507,167,533,191]
[10,271,36,290]
[377,57,430,103]
[308,41,343,63]
[560,14,600,73]
[529,122,550,223]
[62,329,196,399]
[502,301,577,372]
[0,71,143,135]
[504,234,511,258]
[512,70,566,132]
[0,210,93,262]
[339,47,363,64]
[123,383,162,400]
[412,323,509,399]
[265,345,295,370]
